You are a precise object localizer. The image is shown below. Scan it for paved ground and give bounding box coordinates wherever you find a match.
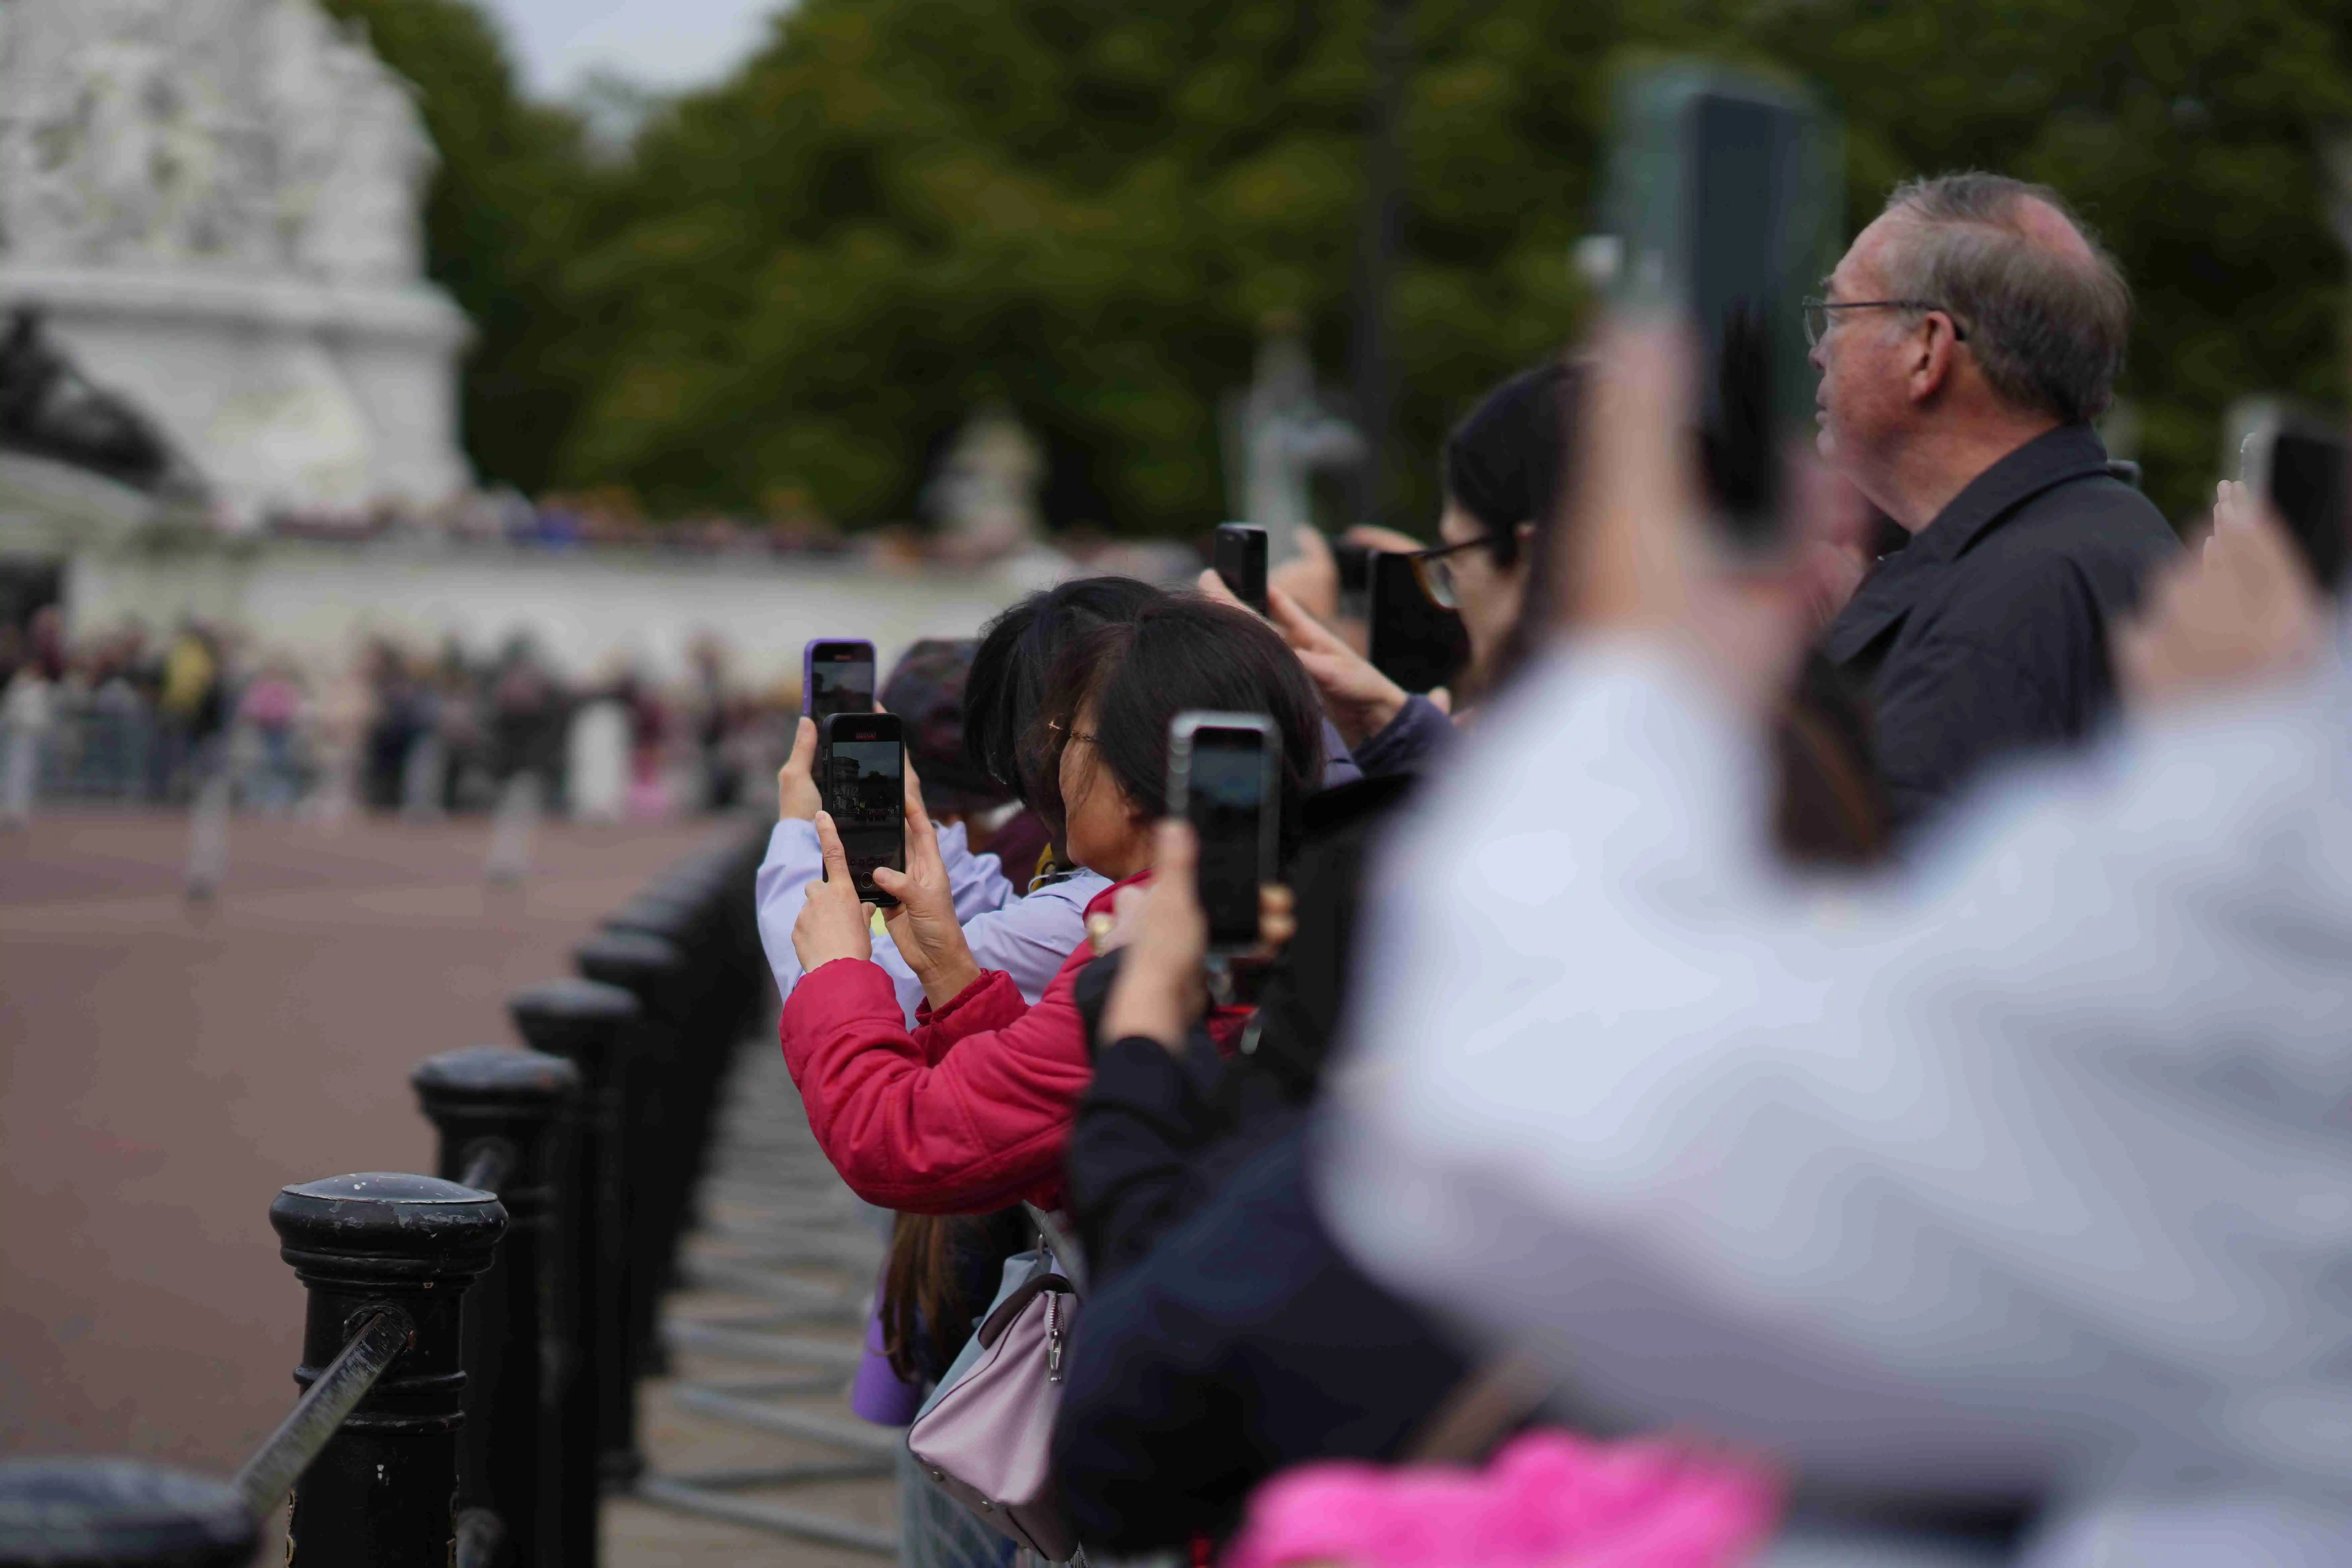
[3,804,908,1566]
[609,1040,900,1565]
[0,808,722,1471]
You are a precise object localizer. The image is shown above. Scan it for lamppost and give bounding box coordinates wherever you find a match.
[1349,0,1412,529]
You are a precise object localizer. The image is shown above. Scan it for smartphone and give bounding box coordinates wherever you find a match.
[1215,524,1270,614]
[2232,398,2350,592]
[1367,551,1469,695]
[819,712,905,907]
[1167,713,1281,957]
[1334,540,1373,623]
[803,640,876,726]
[1603,63,1839,553]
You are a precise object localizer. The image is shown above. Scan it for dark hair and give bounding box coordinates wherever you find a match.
[1462,359,1585,698]
[1027,596,1325,859]
[882,638,1008,815]
[1774,651,1890,866]
[1878,172,2130,425]
[881,1209,1032,1384]
[1442,361,1578,570]
[964,577,1165,812]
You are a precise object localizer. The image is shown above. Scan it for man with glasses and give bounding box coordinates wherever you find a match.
[1807,173,2175,834]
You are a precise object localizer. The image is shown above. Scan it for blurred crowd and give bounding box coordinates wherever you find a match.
[0,608,794,830]
[747,170,2352,1568]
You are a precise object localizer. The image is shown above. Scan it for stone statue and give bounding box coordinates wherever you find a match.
[0,0,473,519]
[923,404,1045,558]
[265,3,435,285]
[0,308,185,491]
[1228,322,1365,564]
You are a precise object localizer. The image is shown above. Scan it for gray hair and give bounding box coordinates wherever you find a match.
[1876,173,2130,425]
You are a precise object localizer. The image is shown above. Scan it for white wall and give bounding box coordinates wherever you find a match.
[65,539,1068,686]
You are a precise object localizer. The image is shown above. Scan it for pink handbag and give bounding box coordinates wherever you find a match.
[905,1266,1080,1561]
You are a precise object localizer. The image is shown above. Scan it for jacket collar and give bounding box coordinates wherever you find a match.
[1824,424,2112,665]
[1083,868,1151,920]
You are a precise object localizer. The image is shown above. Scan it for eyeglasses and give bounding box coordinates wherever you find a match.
[1408,536,1494,610]
[1045,719,1098,750]
[1802,297,1968,349]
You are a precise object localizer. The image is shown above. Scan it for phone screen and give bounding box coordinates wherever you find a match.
[807,642,875,726]
[1335,540,1372,622]
[822,725,905,904]
[1606,67,1833,554]
[1688,93,1799,533]
[1180,728,1269,950]
[1215,525,1269,614]
[1367,552,1469,695]
[2267,430,2351,592]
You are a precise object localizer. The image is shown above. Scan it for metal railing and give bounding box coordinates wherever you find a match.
[0,816,780,1568]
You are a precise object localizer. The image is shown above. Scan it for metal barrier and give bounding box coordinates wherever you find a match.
[0,818,776,1568]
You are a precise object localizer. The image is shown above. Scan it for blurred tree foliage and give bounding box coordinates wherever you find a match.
[317,0,610,497]
[549,0,1608,533]
[345,0,2352,530]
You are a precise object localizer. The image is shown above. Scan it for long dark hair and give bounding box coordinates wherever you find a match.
[1025,595,1325,860]
[964,577,1165,811]
[1442,360,1583,697]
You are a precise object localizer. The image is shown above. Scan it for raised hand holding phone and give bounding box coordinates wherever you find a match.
[1265,586,1411,747]
[873,773,985,1009]
[790,811,875,974]
[775,715,821,821]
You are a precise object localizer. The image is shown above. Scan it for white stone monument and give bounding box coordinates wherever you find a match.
[923,404,1045,559]
[0,0,473,524]
[1225,324,1365,565]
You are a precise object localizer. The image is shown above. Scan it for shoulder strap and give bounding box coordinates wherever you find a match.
[1022,1202,1089,1297]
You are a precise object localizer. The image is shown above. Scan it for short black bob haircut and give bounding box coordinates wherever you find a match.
[1025,594,1326,858]
[964,576,1166,813]
[1441,359,1578,572]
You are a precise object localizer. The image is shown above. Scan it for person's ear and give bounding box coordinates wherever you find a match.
[1908,315,1961,404]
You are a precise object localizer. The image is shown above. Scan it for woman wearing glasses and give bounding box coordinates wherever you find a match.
[1207,361,1578,779]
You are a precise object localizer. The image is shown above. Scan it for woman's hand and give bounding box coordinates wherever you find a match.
[1265,585,1412,747]
[776,716,821,821]
[791,811,873,972]
[1100,821,1211,1050]
[874,772,985,1010]
[2115,482,2330,712]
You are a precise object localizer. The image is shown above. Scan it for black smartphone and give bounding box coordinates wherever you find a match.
[1367,550,1469,695]
[1334,540,1373,623]
[1215,524,1270,614]
[1604,64,1838,553]
[803,639,876,726]
[1167,713,1280,957]
[2234,399,2350,592]
[820,712,905,907]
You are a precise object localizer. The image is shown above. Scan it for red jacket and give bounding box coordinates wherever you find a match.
[780,878,1132,1214]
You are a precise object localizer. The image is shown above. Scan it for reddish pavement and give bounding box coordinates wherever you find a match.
[0,809,725,1473]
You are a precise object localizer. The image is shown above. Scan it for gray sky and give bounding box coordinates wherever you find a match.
[478,0,786,97]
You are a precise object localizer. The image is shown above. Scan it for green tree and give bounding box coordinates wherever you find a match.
[318,0,609,496]
[551,0,1609,533]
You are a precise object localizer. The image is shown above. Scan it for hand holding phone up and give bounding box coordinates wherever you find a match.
[1101,820,1298,1051]
[791,811,875,974]
[873,775,985,1010]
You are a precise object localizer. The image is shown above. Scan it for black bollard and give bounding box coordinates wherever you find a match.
[506,977,638,1560]
[269,1174,507,1568]
[412,1047,580,1568]
[572,930,686,1381]
[0,1459,257,1568]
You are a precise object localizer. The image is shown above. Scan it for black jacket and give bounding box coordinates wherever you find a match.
[1065,772,1417,1283]
[1051,1126,1472,1554]
[1822,424,2176,834]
